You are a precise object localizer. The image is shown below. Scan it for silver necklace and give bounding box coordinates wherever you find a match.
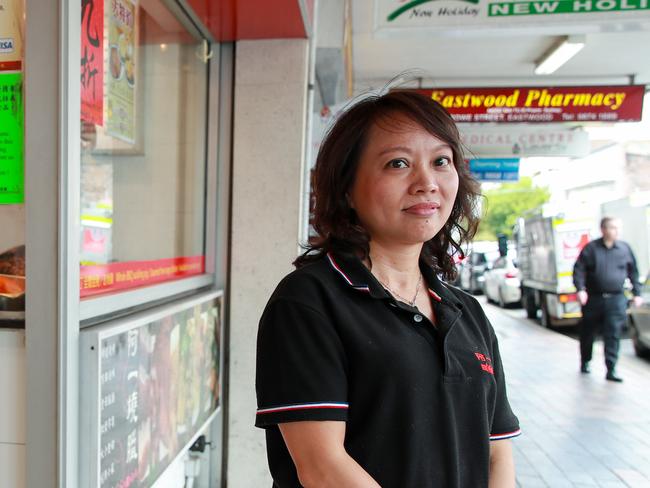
[377,274,423,307]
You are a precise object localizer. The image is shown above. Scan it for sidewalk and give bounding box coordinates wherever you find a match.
[486,299,650,488]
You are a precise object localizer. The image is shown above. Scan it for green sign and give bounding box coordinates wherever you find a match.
[0,72,23,204]
[489,0,650,17]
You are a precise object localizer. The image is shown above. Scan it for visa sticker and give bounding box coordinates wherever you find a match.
[0,38,15,53]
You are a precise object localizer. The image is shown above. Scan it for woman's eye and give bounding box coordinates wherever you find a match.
[434,156,452,167]
[387,159,408,169]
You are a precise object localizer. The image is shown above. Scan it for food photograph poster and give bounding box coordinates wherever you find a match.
[107,0,137,144]
[81,294,222,488]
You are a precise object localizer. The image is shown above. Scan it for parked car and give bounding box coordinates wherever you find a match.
[627,274,650,358]
[459,247,500,295]
[483,254,521,308]
[448,251,467,287]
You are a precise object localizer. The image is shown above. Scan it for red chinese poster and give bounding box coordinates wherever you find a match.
[81,0,104,125]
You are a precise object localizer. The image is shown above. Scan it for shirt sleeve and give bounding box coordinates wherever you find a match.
[626,243,641,296]
[255,298,349,428]
[573,243,590,292]
[489,329,521,441]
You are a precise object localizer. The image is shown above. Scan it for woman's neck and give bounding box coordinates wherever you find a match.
[366,241,423,289]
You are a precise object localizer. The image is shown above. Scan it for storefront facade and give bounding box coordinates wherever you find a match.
[0,0,320,486]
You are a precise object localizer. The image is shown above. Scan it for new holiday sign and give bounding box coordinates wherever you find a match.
[375,0,650,30]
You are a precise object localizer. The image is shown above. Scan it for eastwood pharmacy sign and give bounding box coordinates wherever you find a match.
[376,0,650,29]
[410,85,645,122]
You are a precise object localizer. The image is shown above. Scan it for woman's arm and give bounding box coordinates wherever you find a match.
[488,439,515,488]
[279,421,381,488]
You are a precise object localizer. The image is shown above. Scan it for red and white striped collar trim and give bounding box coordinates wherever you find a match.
[428,288,442,302]
[326,252,370,292]
[327,252,444,302]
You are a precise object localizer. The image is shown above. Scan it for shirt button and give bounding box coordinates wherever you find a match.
[413,314,423,323]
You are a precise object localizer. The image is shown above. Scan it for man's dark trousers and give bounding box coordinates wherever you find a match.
[580,293,628,371]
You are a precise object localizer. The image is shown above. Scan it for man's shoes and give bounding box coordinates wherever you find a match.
[580,362,591,374]
[606,371,623,382]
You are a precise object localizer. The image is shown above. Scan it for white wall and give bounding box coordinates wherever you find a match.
[228,38,309,487]
[0,330,26,488]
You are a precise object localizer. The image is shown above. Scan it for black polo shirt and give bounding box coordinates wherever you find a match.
[255,252,520,488]
[573,238,641,296]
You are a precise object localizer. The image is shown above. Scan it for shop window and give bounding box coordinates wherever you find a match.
[79,0,209,299]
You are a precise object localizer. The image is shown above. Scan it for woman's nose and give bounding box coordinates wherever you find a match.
[409,165,439,194]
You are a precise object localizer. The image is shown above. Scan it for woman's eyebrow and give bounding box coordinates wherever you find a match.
[377,145,412,157]
[377,143,451,157]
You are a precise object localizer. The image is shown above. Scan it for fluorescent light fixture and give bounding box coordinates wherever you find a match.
[534,35,585,75]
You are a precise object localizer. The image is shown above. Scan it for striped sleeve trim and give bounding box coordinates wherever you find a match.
[490,428,522,440]
[257,402,349,415]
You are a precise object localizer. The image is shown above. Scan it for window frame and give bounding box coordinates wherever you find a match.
[79,0,223,324]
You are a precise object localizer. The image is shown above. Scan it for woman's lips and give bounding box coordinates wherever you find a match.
[404,202,441,216]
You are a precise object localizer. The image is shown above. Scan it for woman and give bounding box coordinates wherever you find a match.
[255,90,520,488]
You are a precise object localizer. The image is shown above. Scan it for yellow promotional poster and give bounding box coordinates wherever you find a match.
[106,0,137,144]
[0,0,23,71]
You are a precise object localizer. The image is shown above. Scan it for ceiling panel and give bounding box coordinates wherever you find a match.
[351,0,650,91]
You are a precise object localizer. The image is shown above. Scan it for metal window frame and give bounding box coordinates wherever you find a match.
[210,42,234,488]
[77,0,223,323]
[25,1,81,487]
[25,1,231,487]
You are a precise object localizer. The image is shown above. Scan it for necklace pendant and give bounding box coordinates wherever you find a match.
[378,273,422,308]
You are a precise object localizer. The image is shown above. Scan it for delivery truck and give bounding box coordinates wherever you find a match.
[514,214,593,328]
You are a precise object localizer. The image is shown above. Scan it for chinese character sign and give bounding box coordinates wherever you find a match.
[81,0,104,125]
[106,0,137,144]
[0,72,23,204]
[95,296,222,488]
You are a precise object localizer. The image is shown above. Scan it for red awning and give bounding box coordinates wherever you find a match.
[186,0,314,41]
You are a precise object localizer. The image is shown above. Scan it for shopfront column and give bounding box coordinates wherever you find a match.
[229,38,310,486]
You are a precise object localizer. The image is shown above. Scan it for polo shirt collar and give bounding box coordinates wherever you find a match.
[326,251,388,299]
[597,237,619,249]
[326,251,462,309]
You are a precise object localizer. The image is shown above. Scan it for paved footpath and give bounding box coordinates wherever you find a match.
[485,298,650,488]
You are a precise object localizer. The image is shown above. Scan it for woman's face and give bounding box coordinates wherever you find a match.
[349,114,459,248]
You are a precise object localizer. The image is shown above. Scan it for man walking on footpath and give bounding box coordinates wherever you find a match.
[573,217,643,382]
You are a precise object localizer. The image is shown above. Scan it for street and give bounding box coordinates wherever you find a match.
[482,296,650,488]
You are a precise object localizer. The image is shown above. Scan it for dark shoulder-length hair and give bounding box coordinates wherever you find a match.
[294,90,481,280]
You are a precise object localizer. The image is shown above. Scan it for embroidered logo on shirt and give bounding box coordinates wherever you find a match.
[474,352,494,375]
